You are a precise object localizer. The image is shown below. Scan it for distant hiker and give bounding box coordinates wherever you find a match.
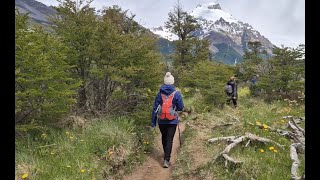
[250,74,259,96]
[250,74,259,85]
[225,76,238,108]
[151,72,184,168]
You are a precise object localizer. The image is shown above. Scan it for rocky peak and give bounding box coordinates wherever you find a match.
[207,3,221,10]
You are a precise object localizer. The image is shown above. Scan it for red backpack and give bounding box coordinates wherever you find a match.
[157,91,177,121]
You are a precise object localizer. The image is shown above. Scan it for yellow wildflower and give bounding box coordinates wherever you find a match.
[273,150,278,153]
[108,151,113,155]
[66,131,70,135]
[21,173,29,179]
[69,136,74,139]
[256,121,261,126]
[259,149,265,153]
[262,124,268,129]
[80,169,85,173]
[281,120,285,123]
[66,165,71,168]
[269,146,275,151]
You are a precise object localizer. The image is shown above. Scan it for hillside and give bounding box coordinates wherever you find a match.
[15,0,57,26]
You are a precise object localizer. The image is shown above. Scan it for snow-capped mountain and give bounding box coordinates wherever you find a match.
[150,26,179,41]
[150,2,275,64]
[191,2,238,24]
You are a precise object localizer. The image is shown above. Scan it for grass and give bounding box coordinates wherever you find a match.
[172,86,305,180]
[15,116,154,180]
[172,125,197,179]
[15,86,305,179]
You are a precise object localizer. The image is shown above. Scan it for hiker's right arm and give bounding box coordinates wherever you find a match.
[151,92,161,127]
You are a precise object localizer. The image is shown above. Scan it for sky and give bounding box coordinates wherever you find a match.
[39,0,305,48]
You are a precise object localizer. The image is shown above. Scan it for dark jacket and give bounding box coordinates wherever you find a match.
[227,80,238,97]
[151,84,184,127]
[251,75,258,85]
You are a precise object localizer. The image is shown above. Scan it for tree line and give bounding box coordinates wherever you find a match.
[15,0,164,125]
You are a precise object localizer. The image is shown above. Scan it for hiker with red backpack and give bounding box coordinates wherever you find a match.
[151,72,184,168]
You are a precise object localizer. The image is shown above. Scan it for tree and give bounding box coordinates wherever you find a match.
[165,2,202,67]
[257,44,305,100]
[181,61,234,109]
[102,5,139,34]
[165,1,210,86]
[50,0,98,108]
[236,41,267,82]
[87,6,164,115]
[15,11,80,124]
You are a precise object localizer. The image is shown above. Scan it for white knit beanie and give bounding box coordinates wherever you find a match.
[164,72,174,85]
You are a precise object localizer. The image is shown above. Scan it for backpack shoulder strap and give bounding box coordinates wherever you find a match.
[161,90,177,98]
[169,90,177,97]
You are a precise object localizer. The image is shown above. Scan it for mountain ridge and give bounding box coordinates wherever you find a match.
[15,0,57,26]
[150,2,275,64]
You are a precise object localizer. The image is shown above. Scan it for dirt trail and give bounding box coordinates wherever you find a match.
[123,122,186,180]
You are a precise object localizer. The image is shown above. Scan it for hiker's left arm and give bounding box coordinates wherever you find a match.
[174,92,184,111]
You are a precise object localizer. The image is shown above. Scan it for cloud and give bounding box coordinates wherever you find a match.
[39,0,304,47]
[215,0,305,47]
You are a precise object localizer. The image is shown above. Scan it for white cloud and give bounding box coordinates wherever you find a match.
[38,0,305,48]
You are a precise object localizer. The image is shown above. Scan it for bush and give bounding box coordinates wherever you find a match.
[179,61,235,109]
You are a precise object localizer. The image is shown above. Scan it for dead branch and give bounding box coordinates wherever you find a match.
[288,118,305,139]
[249,118,305,145]
[283,116,305,125]
[282,116,305,179]
[212,116,305,177]
[222,153,243,167]
[211,133,283,168]
[245,132,285,149]
[245,140,251,147]
[221,136,247,154]
[208,136,237,143]
[285,117,305,146]
[290,143,304,180]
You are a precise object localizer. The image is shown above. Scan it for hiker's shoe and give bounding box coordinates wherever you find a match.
[163,160,171,168]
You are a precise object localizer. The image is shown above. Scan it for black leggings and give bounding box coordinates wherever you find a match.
[226,96,237,107]
[159,124,177,161]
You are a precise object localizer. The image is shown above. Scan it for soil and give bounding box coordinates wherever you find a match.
[122,122,186,180]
